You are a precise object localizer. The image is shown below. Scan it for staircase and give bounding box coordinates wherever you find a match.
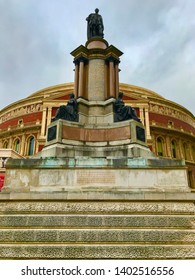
[0,197,195,259]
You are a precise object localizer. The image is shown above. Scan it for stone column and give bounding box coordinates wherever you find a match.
[88,59,105,101]
[9,137,13,149]
[115,63,119,98]
[109,59,115,98]
[47,107,52,127]
[166,135,171,158]
[78,60,84,98]
[139,107,145,125]
[74,62,79,98]
[178,139,183,159]
[35,138,39,154]
[41,107,47,136]
[104,63,108,99]
[144,108,151,139]
[20,134,25,156]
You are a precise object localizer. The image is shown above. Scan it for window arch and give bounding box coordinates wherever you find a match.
[14,138,20,153]
[157,137,164,157]
[171,140,177,159]
[27,136,35,156]
[3,141,8,148]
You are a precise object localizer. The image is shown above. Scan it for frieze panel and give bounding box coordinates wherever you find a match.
[149,103,195,128]
[0,103,43,124]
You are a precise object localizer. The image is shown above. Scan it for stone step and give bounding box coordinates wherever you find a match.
[0,229,195,244]
[0,214,195,228]
[0,201,195,214]
[0,244,195,259]
[0,199,194,259]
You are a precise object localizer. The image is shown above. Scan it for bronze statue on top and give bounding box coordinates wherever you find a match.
[52,93,78,122]
[86,8,104,40]
[114,92,141,123]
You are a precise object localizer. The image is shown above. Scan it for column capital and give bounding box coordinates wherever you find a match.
[74,56,88,65]
[105,55,120,64]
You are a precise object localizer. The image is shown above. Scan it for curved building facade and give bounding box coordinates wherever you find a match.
[0,82,195,188]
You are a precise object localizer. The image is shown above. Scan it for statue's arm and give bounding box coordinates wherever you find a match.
[86,14,91,22]
[100,16,104,28]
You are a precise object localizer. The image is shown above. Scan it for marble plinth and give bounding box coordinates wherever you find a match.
[3,156,189,194]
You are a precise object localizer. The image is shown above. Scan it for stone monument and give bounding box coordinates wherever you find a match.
[0,9,195,259]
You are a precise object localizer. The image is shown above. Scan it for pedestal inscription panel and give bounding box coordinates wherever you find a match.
[77,170,115,185]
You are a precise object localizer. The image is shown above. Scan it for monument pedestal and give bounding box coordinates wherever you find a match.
[3,156,189,194]
[43,118,148,158]
[77,97,115,124]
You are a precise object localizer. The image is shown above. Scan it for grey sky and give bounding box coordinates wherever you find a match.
[0,0,195,115]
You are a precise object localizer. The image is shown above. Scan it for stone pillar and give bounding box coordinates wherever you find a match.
[41,107,47,136]
[109,59,115,98]
[139,108,145,125]
[9,137,13,149]
[47,107,52,127]
[166,135,171,158]
[104,63,108,99]
[35,138,39,154]
[88,59,105,101]
[115,63,119,98]
[144,108,151,139]
[178,139,184,159]
[20,134,25,156]
[78,60,84,98]
[74,62,79,98]
[71,39,123,102]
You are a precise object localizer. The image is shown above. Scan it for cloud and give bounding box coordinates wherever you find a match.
[0,0,194,115]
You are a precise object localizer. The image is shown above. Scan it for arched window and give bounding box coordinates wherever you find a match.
[3,141,8,148]
[171,140,177,159]
[28,136,35,156]
[14,139,20,153]
[157,137,164,157]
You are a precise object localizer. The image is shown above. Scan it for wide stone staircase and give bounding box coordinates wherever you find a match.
[0,199,195,259]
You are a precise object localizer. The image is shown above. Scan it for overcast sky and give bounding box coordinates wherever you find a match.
[0,0,195,115]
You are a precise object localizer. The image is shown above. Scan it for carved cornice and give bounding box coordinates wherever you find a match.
[149,102,195,128]
[0,124,41,138]
[0,103,43,124]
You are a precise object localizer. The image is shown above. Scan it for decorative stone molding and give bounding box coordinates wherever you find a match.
[149,103,195,128]
[0,103,43,124]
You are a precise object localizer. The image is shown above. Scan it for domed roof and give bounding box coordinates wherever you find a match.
[120,83,165,100]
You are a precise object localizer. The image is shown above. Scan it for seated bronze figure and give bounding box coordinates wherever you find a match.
[113,92,141,122]
[52,93,78,122]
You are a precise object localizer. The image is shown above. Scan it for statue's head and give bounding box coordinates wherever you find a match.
[118,92,124,99]
[70,93,75,99]
[95,8,99,14]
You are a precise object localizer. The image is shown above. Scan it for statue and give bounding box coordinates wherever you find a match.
[114,92,141,122]
[52,93,78,122]
[86,8,104,40]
